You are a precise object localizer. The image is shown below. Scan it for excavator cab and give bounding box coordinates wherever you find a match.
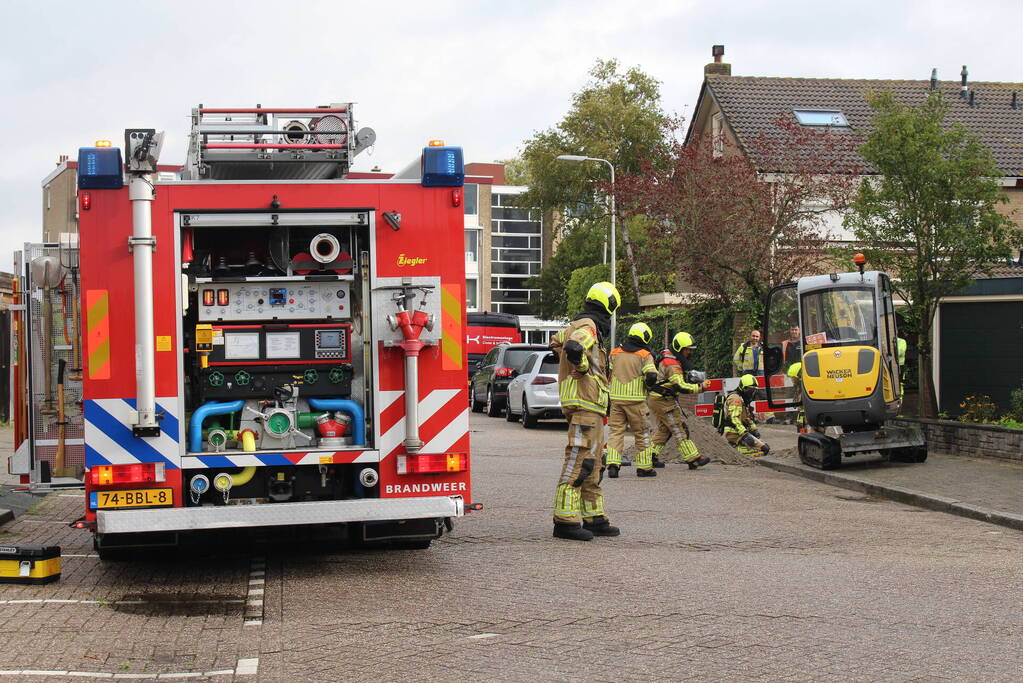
[763,258,926,469]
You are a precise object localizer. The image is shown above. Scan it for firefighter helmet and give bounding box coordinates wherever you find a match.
[739,373,757,390]
[671,332,696,353]
[628,322,653,344]
[585,281,621,314]
[787,362,802,378]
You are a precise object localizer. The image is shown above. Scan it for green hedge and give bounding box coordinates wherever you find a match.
[616,301,735,379]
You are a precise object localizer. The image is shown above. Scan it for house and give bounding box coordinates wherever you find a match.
[683,46,1023,413]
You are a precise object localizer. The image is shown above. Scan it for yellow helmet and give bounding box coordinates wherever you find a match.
[787,362,802,379]
[739,373,757,389]
[628,322,652,344]
[671,331,695,353]
[585,281,621,314]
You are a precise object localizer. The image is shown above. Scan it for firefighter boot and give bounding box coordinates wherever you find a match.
[553,522,594,541]
[607,465,620,479]
[583,516,621,537]
[687,456,711,470]
[652,456,665,468]
[636,468,657,477]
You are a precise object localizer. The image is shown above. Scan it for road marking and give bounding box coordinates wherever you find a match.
[63,554,100,558]
[0,658,259,678]
[468,633,499,639]
[244,556,265,626]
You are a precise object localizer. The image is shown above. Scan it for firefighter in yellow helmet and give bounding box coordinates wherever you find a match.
[549,282,620,541]
[606,322,657,479]
[787,361,806,433]
[646,332,713,470]
[724,374,770,456]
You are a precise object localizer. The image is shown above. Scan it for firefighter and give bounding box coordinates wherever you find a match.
[724,374,771,456]
[606,322,657,479]
[550,281,621,541]
[788,361,806,433]
[896,336,907,395]
[647,332,713,471]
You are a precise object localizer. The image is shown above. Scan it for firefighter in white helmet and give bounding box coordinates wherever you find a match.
[549,282,621,541]
[647,332,713,469]
[606,321,657,479]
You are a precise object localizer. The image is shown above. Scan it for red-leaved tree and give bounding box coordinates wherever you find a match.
[618,116,864,324]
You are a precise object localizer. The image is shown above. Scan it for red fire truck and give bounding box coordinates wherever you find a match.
[11,104,478,556]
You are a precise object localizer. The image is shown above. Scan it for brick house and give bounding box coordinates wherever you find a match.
[684,47,1023,414]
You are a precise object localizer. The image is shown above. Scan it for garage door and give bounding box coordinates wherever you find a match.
[939,301,1023,415]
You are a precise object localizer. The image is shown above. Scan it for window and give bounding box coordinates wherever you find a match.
[464,229,479,263]
[793,110,850,127]
[711,113,724,158]
[801,287,877,347]
[466,277,478,311]
[463,183,479,215]
[539,354,559,374]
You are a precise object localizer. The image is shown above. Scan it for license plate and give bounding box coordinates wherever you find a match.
[93,488,173,509]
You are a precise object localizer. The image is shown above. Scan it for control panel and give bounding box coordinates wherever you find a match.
[197,280,351,321]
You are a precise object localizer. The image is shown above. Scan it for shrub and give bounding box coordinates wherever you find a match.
[958,394,998,423]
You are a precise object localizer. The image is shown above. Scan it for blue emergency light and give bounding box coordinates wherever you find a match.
[421,145,464,187]
[77,146,124,189]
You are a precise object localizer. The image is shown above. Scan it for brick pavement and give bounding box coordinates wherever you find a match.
[0,414,1021,681]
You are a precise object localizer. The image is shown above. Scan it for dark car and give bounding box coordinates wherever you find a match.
[470,342,549,417]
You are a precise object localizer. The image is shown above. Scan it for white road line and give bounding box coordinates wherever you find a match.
[0,599,245,606]
[244,556,266,626]
[0,659,259,679]
[468,633,499,639]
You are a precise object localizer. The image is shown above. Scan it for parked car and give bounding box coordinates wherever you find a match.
[470,342,548,417]
[504,351,563,428]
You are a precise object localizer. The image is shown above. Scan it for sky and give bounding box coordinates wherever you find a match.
[1,0,1021,271]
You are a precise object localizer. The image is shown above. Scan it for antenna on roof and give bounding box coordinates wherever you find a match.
[930,69,938,90]
[960,65,968,98]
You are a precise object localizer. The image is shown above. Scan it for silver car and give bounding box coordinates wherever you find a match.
[504,351,563,428]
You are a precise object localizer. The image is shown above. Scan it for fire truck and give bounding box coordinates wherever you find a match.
[11,103,478,557]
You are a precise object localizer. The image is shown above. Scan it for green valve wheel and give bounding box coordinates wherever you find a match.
[329,367,347,384]
[303,369,319,384]
[266,411,292,435]
[235,370,252,386]
[208,371,225,387]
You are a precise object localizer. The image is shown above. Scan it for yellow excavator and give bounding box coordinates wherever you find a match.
[762,255,927,469]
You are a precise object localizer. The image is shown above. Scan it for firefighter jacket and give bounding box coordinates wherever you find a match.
[648,352,701,406]
[609,347,656,402]
[724,391,756,436]
[551,316,609,414]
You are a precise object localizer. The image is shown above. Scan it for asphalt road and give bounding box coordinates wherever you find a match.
[0,413,1021,681]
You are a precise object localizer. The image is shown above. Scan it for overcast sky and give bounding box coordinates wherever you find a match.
[1,0,1020,270]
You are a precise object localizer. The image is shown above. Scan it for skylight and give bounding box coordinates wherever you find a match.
[793,110,850,127]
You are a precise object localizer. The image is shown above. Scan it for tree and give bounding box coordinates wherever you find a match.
[619,116,861,324]
[843,90,1021,418]
[518,60,667,317]
[496,156,532,186]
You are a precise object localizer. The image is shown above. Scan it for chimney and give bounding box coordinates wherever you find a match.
[704,45,731,76]
[930,68,937,90]
[1012,91,1020,110]
[960,65,968,98]
[969,90,977,108]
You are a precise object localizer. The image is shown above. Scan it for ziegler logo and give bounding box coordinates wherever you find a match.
[397,253,428,267]
[826,369,853,379]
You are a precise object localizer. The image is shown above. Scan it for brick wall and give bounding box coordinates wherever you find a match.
[892,417,1023,463]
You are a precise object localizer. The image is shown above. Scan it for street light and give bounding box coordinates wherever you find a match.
[556,154,617,347]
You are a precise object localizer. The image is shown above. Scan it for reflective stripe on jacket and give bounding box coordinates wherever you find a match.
[733,342,762,373]
[551,317,609,414]
[609,347,655,402]
[723,392,755,436]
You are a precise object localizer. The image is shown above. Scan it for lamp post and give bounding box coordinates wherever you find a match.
[556,154,617,347]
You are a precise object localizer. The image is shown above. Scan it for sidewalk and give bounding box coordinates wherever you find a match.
[0,425,44,526]
[756,423,1023,531]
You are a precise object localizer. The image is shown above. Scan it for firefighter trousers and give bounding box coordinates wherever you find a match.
[553,409,607,525]
[647,397,700,464]
[725,430,768,456]
[606,400,651,469]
